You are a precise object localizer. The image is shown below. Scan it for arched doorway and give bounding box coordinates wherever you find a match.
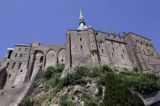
[45,50,56,68]
[57,49,66,64]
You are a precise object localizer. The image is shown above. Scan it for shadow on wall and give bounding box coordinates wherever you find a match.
[0,68,7,89]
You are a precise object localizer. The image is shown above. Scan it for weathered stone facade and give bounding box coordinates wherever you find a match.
[0,11,160,106]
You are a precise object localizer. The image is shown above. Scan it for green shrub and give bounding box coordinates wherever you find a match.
[101,65,112,73]
[43,67,55,80]
[19,96,33,106]
[101,72,144,106]
[81,92,99,106]
[59,94,74,106]
[133,67,139,72]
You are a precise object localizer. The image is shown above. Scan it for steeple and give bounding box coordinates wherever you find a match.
[78,9,88,30]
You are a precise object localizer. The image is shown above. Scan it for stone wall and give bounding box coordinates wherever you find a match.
[124,32,160,74]
[0,28,160,106]
[0,42,66,106]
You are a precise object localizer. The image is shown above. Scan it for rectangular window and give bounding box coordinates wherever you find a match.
[80,45,83,50]
[12,62,16,69]
[18,63,22,69]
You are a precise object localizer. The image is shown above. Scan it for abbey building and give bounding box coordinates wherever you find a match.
[0,10,160,106]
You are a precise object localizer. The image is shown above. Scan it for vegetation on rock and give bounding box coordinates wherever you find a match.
[19,65,160,106]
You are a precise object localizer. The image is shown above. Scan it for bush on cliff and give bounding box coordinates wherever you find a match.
[101,72,144,106]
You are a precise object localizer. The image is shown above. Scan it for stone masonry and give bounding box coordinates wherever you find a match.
[0,10,160,106]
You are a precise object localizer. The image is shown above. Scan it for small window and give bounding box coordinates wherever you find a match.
[18,63,22,69]
[80,45,83,50]
[8,74,11,78]
[24,48,28,51]
[102,49,104,53]
[20,70,23,72]
[12,62,16,69]
[121,54,124,58]
[111,41,113,45]
[61,59,64,62]
[40,56,44,63]
[95,32,98,35]
[18,48,21,51]
[20,53,23,57]
[112,48,114,52]
[6,63,9,69]
[15,53,18,57]
[112,52,114,56]
[123,49,125,53]
[80,38,82,41]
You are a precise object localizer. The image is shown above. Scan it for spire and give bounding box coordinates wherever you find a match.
[79,8,84,20]
[78,8,88,30]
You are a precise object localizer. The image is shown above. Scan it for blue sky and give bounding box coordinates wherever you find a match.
[0,0,160,59]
